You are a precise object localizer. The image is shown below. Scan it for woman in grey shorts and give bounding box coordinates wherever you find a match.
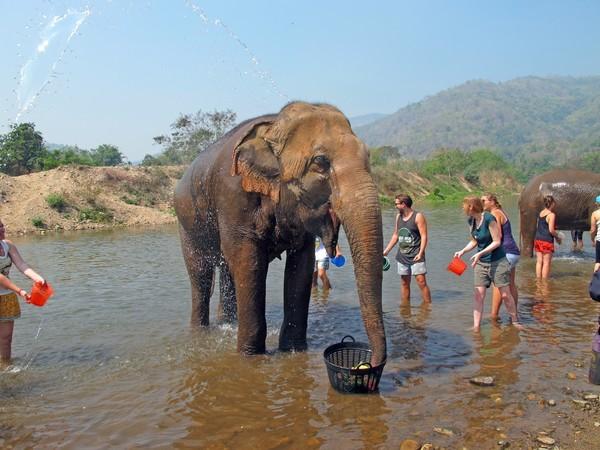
[454,197,522,331]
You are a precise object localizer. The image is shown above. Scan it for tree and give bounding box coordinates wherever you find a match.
[153,109,236,165]
[90,144,124,166]
[0,122,47,175]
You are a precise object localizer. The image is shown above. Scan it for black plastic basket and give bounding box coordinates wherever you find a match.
[323,335,386,394]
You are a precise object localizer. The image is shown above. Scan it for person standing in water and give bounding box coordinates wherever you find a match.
[454,197,521,330]
[590,195,600,273]
[0,219,46,364]
[534,195,562,278]
[383,194,432,304]
[312,237,341,290]
[570,229,584,252]
[481,193,520,319]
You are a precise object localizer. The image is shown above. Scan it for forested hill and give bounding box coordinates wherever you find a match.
[356,76,600,161]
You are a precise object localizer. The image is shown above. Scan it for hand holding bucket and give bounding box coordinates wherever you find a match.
[331,255,346,267]
[382,256,391,272]
[447,256,467,276]
[27,281,54,307]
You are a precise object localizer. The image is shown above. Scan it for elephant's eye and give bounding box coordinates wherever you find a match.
[312,155,330,172]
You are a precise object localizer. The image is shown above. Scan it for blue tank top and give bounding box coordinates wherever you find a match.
[500,213,520,255]
[535,213,554,243]
[470,212,506,263]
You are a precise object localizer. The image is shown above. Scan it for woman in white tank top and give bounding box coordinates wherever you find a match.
[0,219,46,365]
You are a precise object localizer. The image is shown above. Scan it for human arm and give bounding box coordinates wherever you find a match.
[0,273,28,299]
[413,212,427,262]
[335,244,342,258]
[469,218,502,266]
[6,240,45,284]
[383,214,400,256]
[591,211,598,245]
[546,213,562,244]
[454,239,478,258]
[491,209,504,241]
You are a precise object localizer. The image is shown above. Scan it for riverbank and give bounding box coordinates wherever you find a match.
[0,165,522,235]
[0,165,183,235]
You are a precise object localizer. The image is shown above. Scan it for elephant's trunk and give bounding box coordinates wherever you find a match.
[333,170,387,366]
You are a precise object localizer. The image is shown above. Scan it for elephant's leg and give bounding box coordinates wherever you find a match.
[179,226,215,326]
[217,262,237,323]
[520,208,537,257]
[279,237,315,352]
[222,239,269,354]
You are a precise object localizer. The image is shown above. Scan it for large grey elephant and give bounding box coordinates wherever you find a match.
[173,102,387,365]
[519,169,600,257]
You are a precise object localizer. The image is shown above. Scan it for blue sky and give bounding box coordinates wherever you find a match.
[2,0,600,161]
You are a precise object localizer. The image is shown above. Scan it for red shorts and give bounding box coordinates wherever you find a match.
[534,239,554,254]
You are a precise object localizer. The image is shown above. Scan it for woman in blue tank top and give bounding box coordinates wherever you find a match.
[481,193,520,320]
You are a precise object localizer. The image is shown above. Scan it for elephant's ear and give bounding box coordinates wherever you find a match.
[231,123,280,202]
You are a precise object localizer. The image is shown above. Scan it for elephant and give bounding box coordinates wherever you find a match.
[173,101,387,365]
[519,169,600,257]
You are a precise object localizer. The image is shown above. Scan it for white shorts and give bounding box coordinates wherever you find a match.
[397,261,427,276]
[506,253,520,269]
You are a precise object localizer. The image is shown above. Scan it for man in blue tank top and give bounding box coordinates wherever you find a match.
[383,194,432,304]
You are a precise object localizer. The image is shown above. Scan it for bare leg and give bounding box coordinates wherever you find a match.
[541,253,553,278]
[400,275,411,303]
[0,321,14,362]
[491,285,501,319]
[318,267,331,290]
[510,267,518,309]
[499,285,522,329]
[535,251,543,278]
[312,269,318,287]
[414,274,431,304]
[473,286,486,330]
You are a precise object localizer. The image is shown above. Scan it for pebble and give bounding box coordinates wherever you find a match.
[400,439,420,450]
[497,440,510,448]
[583,393,599,400]
[420,444,434,450]
[547,399,557,406]
[574,361,584,368]
[433,427,454,437]
[572,399,589,407]
[527,393,536,400]
[566,372,577,380]
[469,376,495,386]
[594,422,600,427]
[536,435,556,445]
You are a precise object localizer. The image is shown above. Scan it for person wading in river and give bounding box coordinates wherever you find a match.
[0,219,46,365]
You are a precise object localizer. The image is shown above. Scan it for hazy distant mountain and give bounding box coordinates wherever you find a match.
[349,113,388,128]
[356,76,600,159]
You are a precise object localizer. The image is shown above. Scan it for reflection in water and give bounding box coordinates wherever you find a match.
[3,202,600,448]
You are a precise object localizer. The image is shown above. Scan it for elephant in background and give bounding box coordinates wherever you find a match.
[519,169,600,257]
[174,102,387,365]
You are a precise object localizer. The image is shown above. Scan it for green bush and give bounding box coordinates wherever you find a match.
[31,217,46,228]
[46,193,68,211]
[78,206,113,223]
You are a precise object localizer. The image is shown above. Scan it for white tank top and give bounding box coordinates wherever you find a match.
[0,240,13,295]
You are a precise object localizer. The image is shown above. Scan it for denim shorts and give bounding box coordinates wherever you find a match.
[505,253,520,269]
[473,258,511,288]
[316,258,330,270]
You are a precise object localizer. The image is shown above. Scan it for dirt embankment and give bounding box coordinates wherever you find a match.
[0,165,184,235]
[0,165,522,235]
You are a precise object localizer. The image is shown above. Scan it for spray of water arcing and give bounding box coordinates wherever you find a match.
[183,0,288,101]
[15,7,91,123]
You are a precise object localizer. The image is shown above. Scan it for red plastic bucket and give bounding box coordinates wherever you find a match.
[28,281,54,307]
[447,257,467,276]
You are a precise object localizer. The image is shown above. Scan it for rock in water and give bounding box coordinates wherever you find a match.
[536,435,556,445]
[469,376,495,386]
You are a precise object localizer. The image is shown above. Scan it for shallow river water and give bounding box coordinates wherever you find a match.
[1,201,599,448]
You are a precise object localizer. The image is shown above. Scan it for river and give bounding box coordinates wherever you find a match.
[1,201,599,448]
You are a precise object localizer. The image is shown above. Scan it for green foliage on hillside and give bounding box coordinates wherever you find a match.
[357,76,600,178]
[0,122,125,175]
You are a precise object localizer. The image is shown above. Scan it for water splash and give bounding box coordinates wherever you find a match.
[184,0,288,101]
[15,7,91,123]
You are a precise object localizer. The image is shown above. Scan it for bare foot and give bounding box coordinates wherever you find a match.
[512,321,525,330]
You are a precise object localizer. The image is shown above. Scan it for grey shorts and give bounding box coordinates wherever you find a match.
[397,261,427,276]
[316,258,329,270]
[474,258,511,288]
